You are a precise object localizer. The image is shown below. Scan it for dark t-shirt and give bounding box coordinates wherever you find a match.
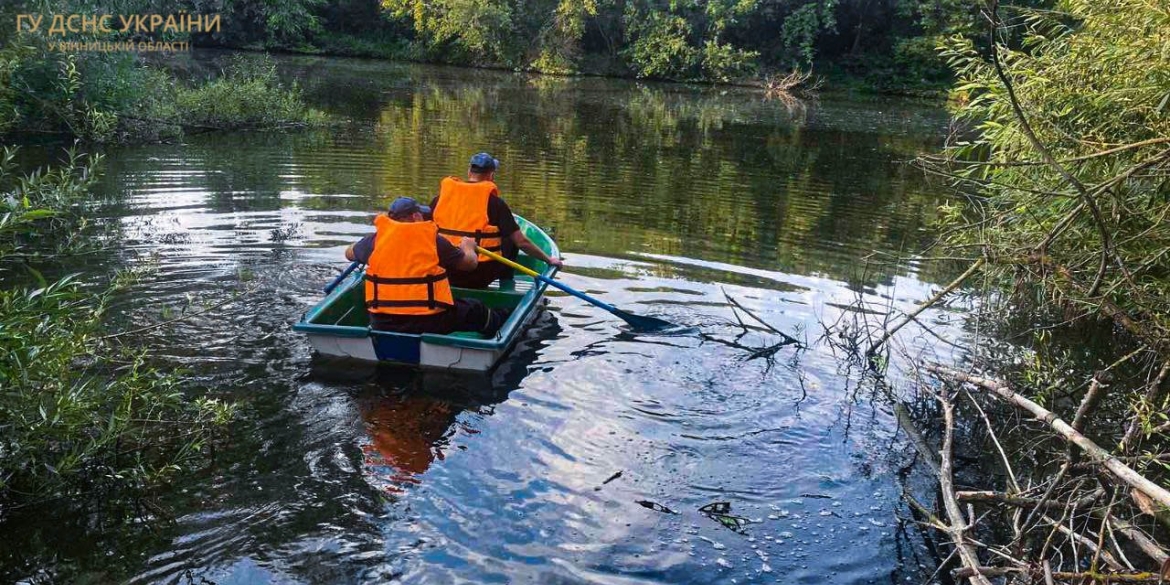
[430,194,520,238]
[351,232,464,270]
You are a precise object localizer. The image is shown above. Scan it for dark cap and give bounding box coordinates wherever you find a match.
[388,196,431,220]
[469,152,499,172]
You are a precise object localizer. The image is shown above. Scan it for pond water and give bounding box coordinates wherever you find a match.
[2,54,971,584]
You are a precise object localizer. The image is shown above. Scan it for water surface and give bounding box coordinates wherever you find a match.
[1,54,968,584]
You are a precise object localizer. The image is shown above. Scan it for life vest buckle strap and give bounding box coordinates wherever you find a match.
[365,273,449,286]
[437,226,500,240]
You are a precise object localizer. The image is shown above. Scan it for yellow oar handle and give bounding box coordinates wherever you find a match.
[476,246,540,278]
[475,246,674,332]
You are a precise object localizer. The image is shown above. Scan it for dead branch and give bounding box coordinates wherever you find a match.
[936,390,995,585]
[1071,372,1111,433]
[894,402,941,478]
[1101,514,1170,566]
[963,388,1021,492]
[866,258,985,356]
[956,489,1102,511]
[763,69,821,94]
[1040,513,1125,572]
[954,566,1163,582]
[927,365,1170,511]
[721,288,801,346]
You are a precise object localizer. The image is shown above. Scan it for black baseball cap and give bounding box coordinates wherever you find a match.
[388,196,431,219]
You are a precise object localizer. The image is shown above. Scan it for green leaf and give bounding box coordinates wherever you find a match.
[20,209,56,220]
[23,265,47,289]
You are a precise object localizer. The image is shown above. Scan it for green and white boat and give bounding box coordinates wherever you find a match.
[294,216,558,372]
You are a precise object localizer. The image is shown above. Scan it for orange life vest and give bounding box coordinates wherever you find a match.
[433,176,503,262]
[364,215,454,316]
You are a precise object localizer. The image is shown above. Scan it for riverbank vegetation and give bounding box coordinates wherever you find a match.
[0,4,321,143]
[0,0,1052,95]
[173,0,1047,91]
[0,145,235,507]
[862,0,1170,580]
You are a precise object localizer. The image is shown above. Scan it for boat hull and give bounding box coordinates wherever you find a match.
[302,297,546,371]
[295,215,558,372]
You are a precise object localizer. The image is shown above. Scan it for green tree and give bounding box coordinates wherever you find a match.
[780,0,837,66]
[934,0,1170,396]
[621,0,759,81]
[381,0,517,63]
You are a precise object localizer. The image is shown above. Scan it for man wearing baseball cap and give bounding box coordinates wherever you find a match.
[431,152,562,289]
[345,196,510,335]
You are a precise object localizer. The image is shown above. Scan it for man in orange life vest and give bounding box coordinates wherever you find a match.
[345,197,510,336]
[431,152,562,289]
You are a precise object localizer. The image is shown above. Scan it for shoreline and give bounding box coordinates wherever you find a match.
[200,42,951,101]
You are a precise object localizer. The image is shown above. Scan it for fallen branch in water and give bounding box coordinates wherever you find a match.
[763,69,821,94]
[721,288,801,346]
[953,566,1164,582]
[934,389,995,585]
[1041,512,1126,572]
[894,402,941,477]
[956,489,1102,511]
[1097,512,1170,566]
[927,365,1170,511]
[1072,371,1112,433]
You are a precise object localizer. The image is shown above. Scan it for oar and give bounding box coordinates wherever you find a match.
[324,261,361,294]
[476,246,675,332]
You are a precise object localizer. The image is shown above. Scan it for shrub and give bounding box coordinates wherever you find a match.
[171,55,324,129]
[0,145,235,502]
[0,40,322,142]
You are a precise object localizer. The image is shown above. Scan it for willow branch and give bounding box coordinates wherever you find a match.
[1120,361,1170,452]
[985,0,1114,296]
[920,137,1170,167]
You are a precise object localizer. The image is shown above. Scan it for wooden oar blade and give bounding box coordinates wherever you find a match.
[612,308,676,332]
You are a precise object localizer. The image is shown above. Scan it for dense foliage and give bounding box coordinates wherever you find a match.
[0,0,1049,90]
[930,0,1170,463]
[180,0,1031,87]
[901,2,1170,577]
[937,0,1169,357]
[0,146,235,502]
[0,1,321,142]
